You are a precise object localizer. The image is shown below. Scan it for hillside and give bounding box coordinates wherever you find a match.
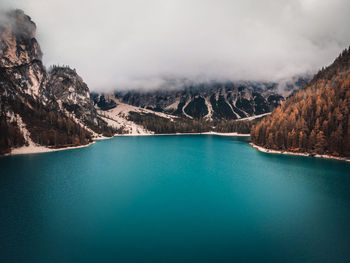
[91,77,308,135]
[251,47,350,158]
[0,10,114,155]
[109,78,309,121]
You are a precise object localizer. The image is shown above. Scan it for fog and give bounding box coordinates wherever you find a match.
[1,0,350,91]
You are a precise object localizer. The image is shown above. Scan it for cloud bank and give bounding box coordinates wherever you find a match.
[1,0,350,91]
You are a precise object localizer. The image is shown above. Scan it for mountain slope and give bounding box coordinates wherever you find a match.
[0,10,114,155]
[92,78,309,135]
[92,77,309,124]
[112,81,306,121]
[47,65,115,136]
[251,47,350,158]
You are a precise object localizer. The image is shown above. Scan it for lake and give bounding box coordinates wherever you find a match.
[1,135,350,263]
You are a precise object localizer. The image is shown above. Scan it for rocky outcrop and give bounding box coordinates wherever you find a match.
[0,10,47,99]
[47,66,115,136]
[0,9,42,68]
[91,93,117,110]
[0,10,114,155]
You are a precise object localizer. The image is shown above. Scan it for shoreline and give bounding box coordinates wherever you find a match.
[4,132,249,156]
[4,141,96,157]
[250,143,350,163]
[4,135,349,163]
[115,132,250,137]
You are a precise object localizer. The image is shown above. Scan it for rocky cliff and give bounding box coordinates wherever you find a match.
[47,66,114,136]
[0,10,114,155]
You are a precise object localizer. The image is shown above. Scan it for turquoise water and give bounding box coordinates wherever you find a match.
[1,135,350,263]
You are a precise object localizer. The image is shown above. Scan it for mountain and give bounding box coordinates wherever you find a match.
[91,78,309,135]
[47,65,114,136]
[110,79,309,120]
[0,9,313,155]
[0,10,114,155]
[251,47,350,158]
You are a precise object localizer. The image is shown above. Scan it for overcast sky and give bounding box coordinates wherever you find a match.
[1,0,350,91]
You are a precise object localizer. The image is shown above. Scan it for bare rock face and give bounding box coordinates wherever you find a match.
[0,10,47,99]
[48,66,91,107]
[47,66,114,136]
[0,9,42,68]
[0,9,114,154]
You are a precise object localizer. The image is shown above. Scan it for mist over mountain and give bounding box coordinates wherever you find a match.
[1,0,350,91]
[251,47,350,158]
[0,10,115,154]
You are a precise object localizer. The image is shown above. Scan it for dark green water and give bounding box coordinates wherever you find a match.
[1,135,350,263]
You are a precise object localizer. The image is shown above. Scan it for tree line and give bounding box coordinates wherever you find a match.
[0,94,93,154]
[251,47,350,157]
[128,111,259,134]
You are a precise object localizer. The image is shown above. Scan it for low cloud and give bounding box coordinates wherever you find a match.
[1,0,350,91]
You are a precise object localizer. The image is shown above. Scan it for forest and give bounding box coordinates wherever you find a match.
[0,94,92,154]
[128,111,262,134]
[251,47,350,157]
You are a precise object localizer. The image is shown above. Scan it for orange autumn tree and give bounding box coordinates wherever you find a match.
[251,47,350,157]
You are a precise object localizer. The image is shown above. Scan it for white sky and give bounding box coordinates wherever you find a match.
[2,0,350,91]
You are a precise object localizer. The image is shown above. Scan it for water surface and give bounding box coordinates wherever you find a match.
[1,135,350,262]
